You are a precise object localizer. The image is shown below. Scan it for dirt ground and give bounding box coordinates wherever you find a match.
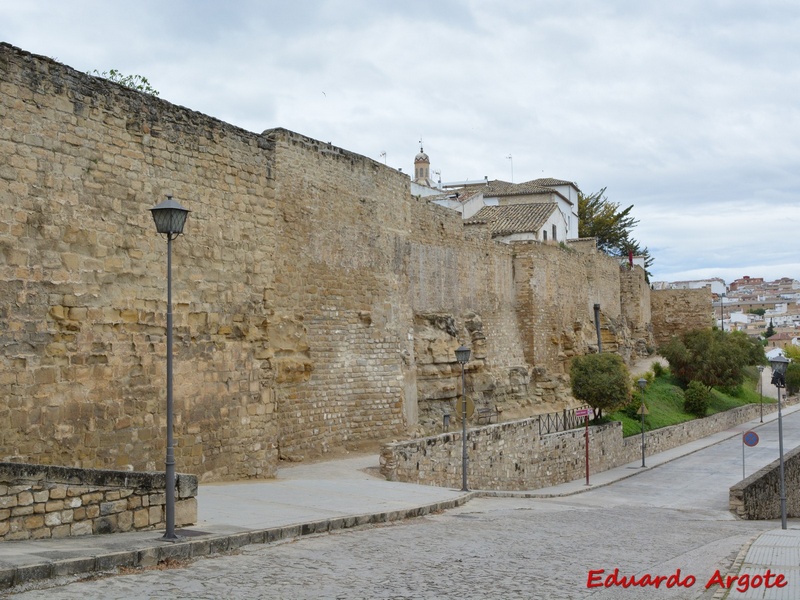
[630,354,668,376]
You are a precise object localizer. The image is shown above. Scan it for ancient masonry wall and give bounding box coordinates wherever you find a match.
[651,288,713,348]
[619,266,653,358]
[265,128,529,452]
[511,243,653,409]
[1,44,663,479]
[0,45,534,473]
[0,44,280,480]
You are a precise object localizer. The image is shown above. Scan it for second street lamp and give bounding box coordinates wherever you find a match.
[637,378,648,468]
[455,345,471,492]
[769,354,790,530]
[149,194,190,541]
[758,365,764,423]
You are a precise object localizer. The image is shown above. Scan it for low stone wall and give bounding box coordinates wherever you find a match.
[0,463,197,541]
[620,401,790,464]
[730,446,800,520]
[381,399,794,491]
[380,419,624,491]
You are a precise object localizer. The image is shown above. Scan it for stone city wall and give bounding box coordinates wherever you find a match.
[1,43,660,480]
[1,44,280,481]
[0,463,196,541]
[730,445,800,520]
[511,243,653,410]
[651,288,713,348]
[381,400,790,490]
[619,265,653,358]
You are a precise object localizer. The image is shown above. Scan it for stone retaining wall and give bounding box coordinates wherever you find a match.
[730,445,800,520]
[0,463,197,540]
[381,400,793,490]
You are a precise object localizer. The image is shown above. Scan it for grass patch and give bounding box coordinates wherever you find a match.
[607,371,773,437]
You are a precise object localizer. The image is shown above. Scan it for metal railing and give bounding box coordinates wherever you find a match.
[537,406,594,435]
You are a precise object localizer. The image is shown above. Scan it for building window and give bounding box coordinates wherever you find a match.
[552,225,557,241]
[542,230,547,241]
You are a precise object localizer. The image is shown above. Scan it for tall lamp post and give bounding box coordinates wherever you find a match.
[637,378,648,467]
[758,365,765,423]
[150,195,190,541]
[455,345,471,492]
[769,354,790,530]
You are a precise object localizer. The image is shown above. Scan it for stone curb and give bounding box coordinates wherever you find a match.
[710,531,761,600]
[0,493,474,591]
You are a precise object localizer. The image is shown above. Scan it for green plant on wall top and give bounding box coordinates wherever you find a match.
[89,69,160,96]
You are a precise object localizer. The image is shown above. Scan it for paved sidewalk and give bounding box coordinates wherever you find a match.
[718,528,800,599]
[1,403,799,596]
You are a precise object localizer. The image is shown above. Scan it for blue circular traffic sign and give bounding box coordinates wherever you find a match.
[743,431,759,447]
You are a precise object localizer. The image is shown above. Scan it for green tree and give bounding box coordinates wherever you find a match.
[783,345,800,362]
[570,352,631,420]
[764,319,775,340]
[578,188,653,279]
[89,69,159,96]
[785,362,800,396]
[660,328,765,391]
[748,308,766,316]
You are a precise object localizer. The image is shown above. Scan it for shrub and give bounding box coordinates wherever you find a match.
[684,380,711,417]
[570,353,631,419]
[622,399,641,420]
[652,361,666,378]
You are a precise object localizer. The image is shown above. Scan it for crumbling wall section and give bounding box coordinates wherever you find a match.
[651,288,714,348]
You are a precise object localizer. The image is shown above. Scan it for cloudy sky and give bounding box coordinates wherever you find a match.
[3,0,800,284]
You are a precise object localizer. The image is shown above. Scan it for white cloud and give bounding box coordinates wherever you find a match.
[3,0,800,285]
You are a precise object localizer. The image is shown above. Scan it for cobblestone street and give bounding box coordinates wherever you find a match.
[5,498,770,600]
[9,411,800,600]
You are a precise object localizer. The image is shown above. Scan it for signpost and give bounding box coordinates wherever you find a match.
[742,430,759,479]
[576,408,592,485]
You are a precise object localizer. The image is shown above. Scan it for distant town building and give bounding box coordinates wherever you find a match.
[652,278,726,296]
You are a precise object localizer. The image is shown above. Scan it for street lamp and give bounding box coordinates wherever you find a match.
[758,365,765,423]
[637,378,648,468]
[769,354,790,530]
[149,194,190,541]
[455,345,471,492]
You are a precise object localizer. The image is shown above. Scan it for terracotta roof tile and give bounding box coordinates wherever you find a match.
[464,203,558,236]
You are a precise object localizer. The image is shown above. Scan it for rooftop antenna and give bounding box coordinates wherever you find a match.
[433,170,442,189]
[379,151,386,164]
[506,154,514,183]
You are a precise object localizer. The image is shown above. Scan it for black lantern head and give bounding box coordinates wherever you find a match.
[455,345,471,364]
[637,378,647,391]
[150,195,190,236]
[770,355,790,388]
